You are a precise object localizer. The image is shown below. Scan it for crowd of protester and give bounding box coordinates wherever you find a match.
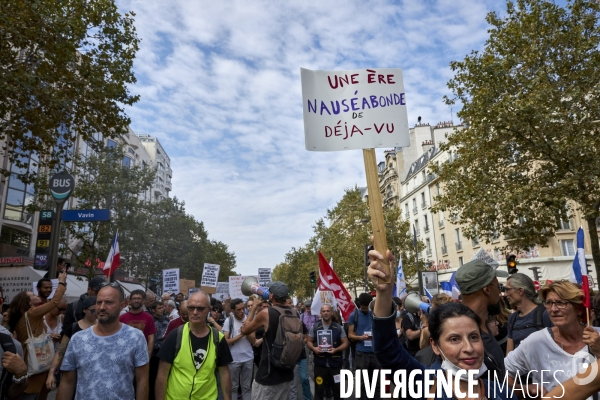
[1,260,600,400]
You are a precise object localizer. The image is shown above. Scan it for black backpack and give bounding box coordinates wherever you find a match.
[508,305,545,333]
[0,332,18,400]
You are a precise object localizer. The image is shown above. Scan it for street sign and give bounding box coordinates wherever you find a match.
[62,209,110,222]
[49,172,75,202]
[533,280,540,291]
[34,210,54,270]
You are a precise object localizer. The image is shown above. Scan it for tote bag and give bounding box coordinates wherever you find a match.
[24,312,54,375]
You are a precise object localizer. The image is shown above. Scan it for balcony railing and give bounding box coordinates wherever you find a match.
[415,228,421,237]
[438,220,445,228]
[421,202,428,209]
[424,225,430,233]
[426,248,432,256]
[441,245,448,255]
[412,207,418,214]
[456,241,463,251]
[404,212,410,219]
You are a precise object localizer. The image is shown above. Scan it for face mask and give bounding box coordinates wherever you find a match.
[438,347,488,381]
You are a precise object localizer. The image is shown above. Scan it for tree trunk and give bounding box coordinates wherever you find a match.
[585,217,600,288]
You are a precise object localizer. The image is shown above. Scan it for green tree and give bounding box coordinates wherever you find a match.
[0,0,139,181]
[274,187,421,297]
[432,0,600,277]
[31,145,155,277]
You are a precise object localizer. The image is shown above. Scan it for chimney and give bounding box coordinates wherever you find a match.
[422,139,434,153]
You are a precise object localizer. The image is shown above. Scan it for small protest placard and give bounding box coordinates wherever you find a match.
[179,279,195,297]
[301,68,409,151]
[162,269,180,294]
[188,287,200,298]
[229,275,258,301]
[200,263,220,294]
[258,268,272,286]
[213,282,229,301]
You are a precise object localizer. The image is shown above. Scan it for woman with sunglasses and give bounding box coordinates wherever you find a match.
[504,281,600,398]
[45,296,97,390]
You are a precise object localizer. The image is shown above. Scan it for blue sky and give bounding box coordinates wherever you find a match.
[116,0,510,276]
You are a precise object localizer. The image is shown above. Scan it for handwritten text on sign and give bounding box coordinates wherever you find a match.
[162,268,180,294]
[201,263,220,288]
[301,68,410,151]
[229,275,259,301]
[214,282,229,301]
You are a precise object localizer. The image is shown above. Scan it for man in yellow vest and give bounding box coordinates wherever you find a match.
[155,291,233,400]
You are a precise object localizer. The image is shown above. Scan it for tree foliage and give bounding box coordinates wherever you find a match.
[431,0,600,277]
[273,187,422,298]
[31,147,237,283]
[0,0,139,182]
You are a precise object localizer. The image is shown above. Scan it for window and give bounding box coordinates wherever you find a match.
[424,215,429,232]
[425,238,431,255]
[435,184,440,196]
[441,234,446,247]
[405,204,409,216]
[459,257,464,267]
[122,156,132,168]
[107,139,117,148]
[4,153,36,224]
[0,226,31,248]
[455,228,461,243]
[421,192,426,208]
[561,240,575,256]
[422,171,426,181]
[414,220,420,236]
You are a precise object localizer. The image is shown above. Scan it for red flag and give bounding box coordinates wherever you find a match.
[317,251,356,321]
[102,231,120,278]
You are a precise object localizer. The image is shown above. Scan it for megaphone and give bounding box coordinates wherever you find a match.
[404,292,431,315]
[241,276,271,300]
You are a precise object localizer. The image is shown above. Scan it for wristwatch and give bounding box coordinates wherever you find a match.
[12,373,28,384]
[59,282,67,287]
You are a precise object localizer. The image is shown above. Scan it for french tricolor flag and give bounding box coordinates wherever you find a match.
[102,231,121,278]
[570,227,590,308]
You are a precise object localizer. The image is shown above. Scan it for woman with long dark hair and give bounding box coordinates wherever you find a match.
[9,271,67,399]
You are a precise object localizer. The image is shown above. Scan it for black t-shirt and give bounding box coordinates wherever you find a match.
[63,322,85,340]
[158,326,232,369]
[401,312,420,356]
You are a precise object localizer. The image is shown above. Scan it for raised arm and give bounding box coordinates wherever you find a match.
[30,271,68,317]
[240,307,268,335]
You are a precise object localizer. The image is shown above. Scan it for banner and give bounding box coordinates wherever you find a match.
[188,287,200,298]
[311,251,356,321]
[214,282,229,301]
[162,268,180,294]
[200,263,220,294]
[258,268,272,286]
[229,275,258,301]
[301,68,409,152]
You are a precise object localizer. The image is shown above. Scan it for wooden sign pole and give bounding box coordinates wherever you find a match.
[363,148,392,283]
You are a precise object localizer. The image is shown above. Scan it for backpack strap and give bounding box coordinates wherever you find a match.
[229,317,234,336]
[174,324,185,358]
[534,305,545,330]
[211,326,220,365]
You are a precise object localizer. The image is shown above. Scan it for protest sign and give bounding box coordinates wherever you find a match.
[301,67,411,283]
[229,275,258,301]
[188,287,200,298]
[179,279,195,297]
[162,269,180,294]
[214,282,229,301]
[258,268,272,286]
[301,68,409,152]
[200,263,220,294]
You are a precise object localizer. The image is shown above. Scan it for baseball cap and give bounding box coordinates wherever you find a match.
[268,281,290,299]
[456,260,508,295]
[303,300,311,307]
[82,296,96,309]
[88,276,105,291]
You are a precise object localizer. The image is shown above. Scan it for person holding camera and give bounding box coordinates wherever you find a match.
[307,304,348,400]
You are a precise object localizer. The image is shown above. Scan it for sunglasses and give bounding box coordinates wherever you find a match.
[188,306,208,313]
[99,281,124,294]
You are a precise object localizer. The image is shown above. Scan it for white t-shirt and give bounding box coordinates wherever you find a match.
[504,327,600,400]
[223,315,253,363]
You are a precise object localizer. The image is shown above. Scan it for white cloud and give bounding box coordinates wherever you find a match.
[117,0,507,275]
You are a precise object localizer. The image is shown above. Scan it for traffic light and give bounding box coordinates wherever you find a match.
[506,254,518,274]
[309,271,316,283]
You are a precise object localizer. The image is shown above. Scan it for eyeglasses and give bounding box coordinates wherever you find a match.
[188,306,208,313]
[497,284,505,292]
[211,308,222,312]
[542,300,569,309]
